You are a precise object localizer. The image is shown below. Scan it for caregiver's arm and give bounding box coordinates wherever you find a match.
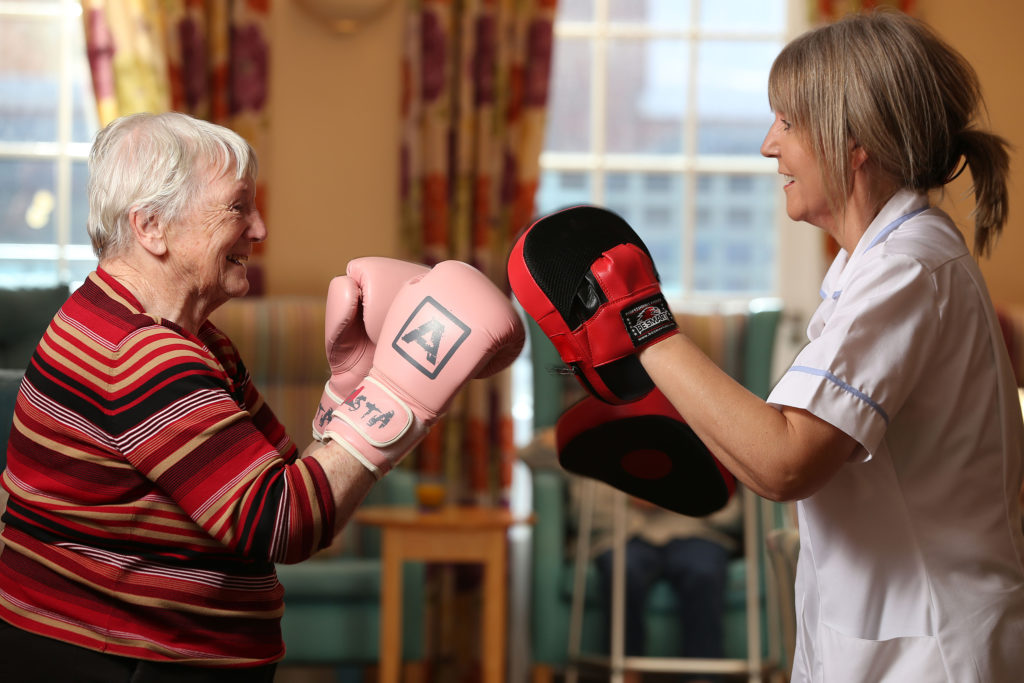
[640,333,857,501]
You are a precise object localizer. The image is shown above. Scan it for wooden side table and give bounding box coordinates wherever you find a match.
[355,505,534,683]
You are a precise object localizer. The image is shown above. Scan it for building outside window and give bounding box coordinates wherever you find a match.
[534,0,789,301]
[514,0,809,442]
[0,0,98,289]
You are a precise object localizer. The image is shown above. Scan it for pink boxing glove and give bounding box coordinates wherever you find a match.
[312,257,429,441]
[321,260,526,478]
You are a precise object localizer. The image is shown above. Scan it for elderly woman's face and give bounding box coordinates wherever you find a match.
[165,164,265,311]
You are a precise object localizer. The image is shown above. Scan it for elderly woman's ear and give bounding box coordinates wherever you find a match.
[128,207,168,257]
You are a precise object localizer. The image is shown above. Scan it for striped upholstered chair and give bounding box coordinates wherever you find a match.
[210,296,426,677]
[209,295,331,446]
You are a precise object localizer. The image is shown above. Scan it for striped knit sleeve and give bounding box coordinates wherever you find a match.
[31,311,337,564]
[200,321,300,462]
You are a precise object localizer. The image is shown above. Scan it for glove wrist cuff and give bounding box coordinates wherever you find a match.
[325,433,385,480]
[321,375,429,475]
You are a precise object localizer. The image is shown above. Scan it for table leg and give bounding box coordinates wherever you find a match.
[481,530,507,683]
[380,530,403,683]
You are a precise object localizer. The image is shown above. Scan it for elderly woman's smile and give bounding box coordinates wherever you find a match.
[162,169,267,320]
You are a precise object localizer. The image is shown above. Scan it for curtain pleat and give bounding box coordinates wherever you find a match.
[400,0,557,506]
[81,0,271,289]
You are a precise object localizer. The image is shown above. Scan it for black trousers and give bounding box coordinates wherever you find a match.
[0,621,277,683]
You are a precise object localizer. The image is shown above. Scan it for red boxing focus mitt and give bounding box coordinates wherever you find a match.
[556,388,735,516]
[507,205,678,405]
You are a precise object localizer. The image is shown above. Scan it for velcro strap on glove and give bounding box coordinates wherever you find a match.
[322,378,428,478]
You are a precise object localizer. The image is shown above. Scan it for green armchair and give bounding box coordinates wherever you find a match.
[0,369,22,467]
[0,285,69,371]
[1,285,70,534]
[1,369,23,543]
[525,299,792,682]
[275,468,426,674]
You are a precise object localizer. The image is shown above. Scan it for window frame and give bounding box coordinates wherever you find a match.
[538,0,797,307]
[513,1,819,445]
[0,0,98,287]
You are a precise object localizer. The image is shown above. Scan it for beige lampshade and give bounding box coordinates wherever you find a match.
[294,0,396,34]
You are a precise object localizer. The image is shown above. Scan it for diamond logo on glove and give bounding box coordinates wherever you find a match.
[391,296,471,379]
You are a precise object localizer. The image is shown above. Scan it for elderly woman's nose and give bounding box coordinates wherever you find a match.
[248,211,267,242]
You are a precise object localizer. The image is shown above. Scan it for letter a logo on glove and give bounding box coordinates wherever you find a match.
[392,296,471,378]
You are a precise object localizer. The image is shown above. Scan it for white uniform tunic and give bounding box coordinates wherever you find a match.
[768,189,1024,682]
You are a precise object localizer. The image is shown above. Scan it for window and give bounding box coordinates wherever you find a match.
[728,175,755,193]
[0,0,99,289]
[534,0,789,301]
[605,172,629,192]
[559,171,589,191]
[643,173,672,193]
[514,1,802,444]
[643,206,672,226]
[726,207,754,227]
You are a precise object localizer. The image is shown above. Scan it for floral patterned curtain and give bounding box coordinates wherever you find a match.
[80,0,271,290]
[399,0,557,507]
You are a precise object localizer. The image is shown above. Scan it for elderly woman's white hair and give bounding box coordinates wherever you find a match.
[86,112,258,259]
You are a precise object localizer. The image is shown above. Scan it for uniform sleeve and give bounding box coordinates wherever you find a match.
[116,327,336,563]
[768,252,940,458]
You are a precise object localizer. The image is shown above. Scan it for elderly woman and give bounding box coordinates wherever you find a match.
[0,112,522,682]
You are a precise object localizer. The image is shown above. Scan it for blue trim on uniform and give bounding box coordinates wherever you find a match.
[789,365,890,424]
[819,207,927,304]
[866,207,927,251]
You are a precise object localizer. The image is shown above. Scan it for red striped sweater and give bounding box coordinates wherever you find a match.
[0,269,336,666]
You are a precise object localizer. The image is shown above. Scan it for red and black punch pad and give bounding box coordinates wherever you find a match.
[507,205,660,404]
[556,388,736,516]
